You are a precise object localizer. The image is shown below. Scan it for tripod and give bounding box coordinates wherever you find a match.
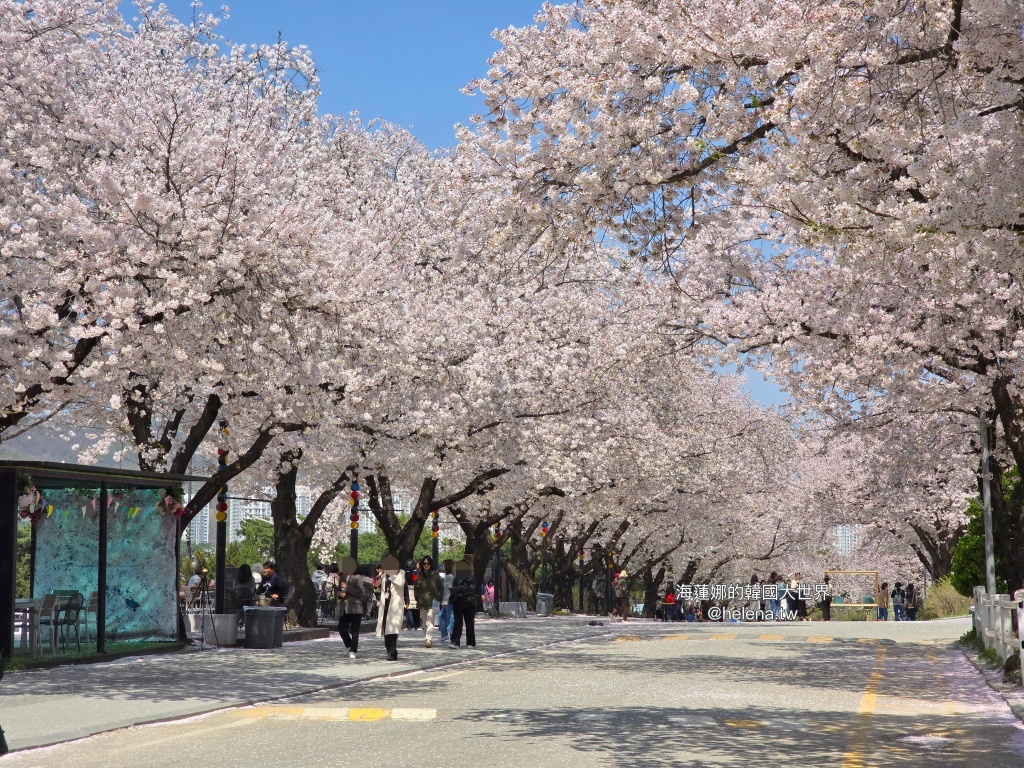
[192,572,220,651]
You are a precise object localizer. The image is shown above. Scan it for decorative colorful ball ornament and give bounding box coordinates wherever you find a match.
[349,479,360,530]
[431,510,439,538]
[217,427,229,525]
[541,521,549,538]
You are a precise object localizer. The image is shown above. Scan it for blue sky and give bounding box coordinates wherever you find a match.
[135,0,543,149]
[126,1,788,407]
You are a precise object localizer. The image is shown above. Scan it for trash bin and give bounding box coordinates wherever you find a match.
[202,614,238,646]
[244,606,287,648]
[536,592,554,616]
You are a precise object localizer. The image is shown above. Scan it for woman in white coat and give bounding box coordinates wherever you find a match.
[376,555,406,661]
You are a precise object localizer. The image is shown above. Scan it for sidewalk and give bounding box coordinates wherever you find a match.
[0,617,612,753]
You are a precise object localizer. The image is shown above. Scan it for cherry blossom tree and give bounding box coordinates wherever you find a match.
[464,0,1024,585]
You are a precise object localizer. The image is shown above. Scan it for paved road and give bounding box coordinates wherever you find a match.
[3,617,1024,767]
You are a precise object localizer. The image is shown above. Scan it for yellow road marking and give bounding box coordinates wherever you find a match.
[759,634,785,641]
[241,706,436,722]
[723,719,764,729]
[615,636,645,642]
[857,638,877,644]
[711,633,737,640]
[348,707,387,721]
[807,636,833,644]
[664,634,691,641]
[841,645,887,768]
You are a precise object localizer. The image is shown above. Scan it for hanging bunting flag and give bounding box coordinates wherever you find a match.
[46,504,54,518]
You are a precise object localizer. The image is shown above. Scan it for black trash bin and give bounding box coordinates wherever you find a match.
[244,607,287,648]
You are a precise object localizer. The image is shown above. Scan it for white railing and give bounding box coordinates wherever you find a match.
[973,586,1024,663]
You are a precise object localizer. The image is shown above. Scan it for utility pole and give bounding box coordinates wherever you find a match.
[980,409,997,594]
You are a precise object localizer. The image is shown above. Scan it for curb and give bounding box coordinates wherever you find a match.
[960,647,1024,724]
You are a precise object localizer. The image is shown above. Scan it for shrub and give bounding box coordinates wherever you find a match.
[979,647,1001,668]
[918,577,973,620]
[959,628,984,653]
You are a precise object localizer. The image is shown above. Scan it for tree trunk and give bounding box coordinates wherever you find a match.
[985,394,1024,590]
[641,564,666,618]
[270,451,318,627]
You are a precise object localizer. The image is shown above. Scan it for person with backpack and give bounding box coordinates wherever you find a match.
[905,583,918,621]
[414,556,444,648]
[339,563,372,659]
[439,559,456,642]
[450,559,478,648]
[891,581,907,621]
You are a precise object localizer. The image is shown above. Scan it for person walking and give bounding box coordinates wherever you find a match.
[876,582,890,621]
[891,582,907,621]
[414,556,443,648]
[450,560,477,648]
[232,564,257,629]
[613,569,630,620]
[820,575,835,621]
[376,556,406,661]
[905,583,918,621]
[792,572,808,620]
[439,559,455,642]
[340,564,372,659]
[662,585,676,622]
[766,571,781,618]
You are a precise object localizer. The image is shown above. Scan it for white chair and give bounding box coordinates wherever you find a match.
[35,594,59,656]
[79,591,99,646]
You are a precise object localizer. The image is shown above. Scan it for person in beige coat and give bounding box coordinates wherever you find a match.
[376,555,406,661]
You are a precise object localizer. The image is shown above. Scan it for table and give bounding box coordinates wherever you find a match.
[14,598,41,655]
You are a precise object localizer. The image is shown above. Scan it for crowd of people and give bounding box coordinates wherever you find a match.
[656,572,921,622]
[313,555,483,661]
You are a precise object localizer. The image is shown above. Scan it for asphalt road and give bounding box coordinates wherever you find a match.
[3,619,1022,767]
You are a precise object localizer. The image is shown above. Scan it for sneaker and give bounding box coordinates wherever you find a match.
[349,651,357,659]
[450,643,460,649]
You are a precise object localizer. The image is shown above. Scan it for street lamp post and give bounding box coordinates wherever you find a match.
[979,409,997,595]
[577,550,584,614]
[541,521,549,593]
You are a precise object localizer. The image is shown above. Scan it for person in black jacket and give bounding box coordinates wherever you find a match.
[258,562,289,606]
[450,559,477,648]
[233,564,257,628]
